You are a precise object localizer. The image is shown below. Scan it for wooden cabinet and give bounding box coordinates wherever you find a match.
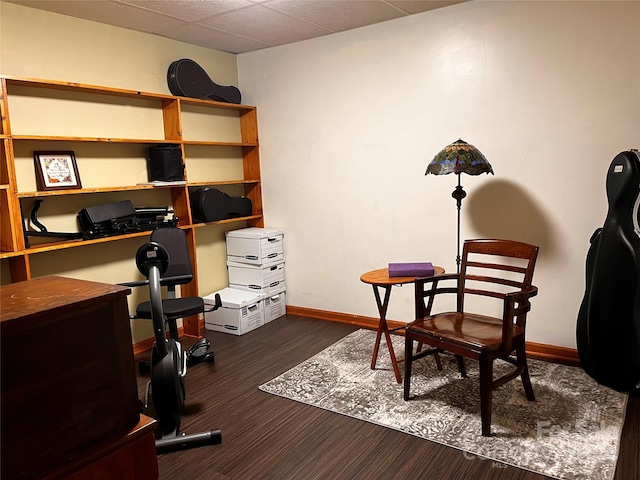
[0,76,264,336]
[1,276,154,479]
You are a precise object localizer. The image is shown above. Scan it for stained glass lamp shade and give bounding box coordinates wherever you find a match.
[426,139,494,272]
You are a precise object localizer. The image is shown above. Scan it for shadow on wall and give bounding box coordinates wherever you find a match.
[466,179,558,257]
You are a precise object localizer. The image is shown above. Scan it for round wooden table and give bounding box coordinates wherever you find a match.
[360,266,445,383]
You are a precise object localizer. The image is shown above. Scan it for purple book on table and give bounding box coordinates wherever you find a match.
[388,262,435,277]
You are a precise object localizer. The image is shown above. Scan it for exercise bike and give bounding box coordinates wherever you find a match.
[134,240,222,454]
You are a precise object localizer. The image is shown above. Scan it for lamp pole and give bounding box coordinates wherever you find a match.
[451,174,467,274]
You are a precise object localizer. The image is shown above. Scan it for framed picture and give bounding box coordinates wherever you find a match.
[34,151,82,191]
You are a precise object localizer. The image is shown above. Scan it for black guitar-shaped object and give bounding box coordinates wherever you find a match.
[190,187,252,223]
[167,58,241,104]
[577,149,640,393]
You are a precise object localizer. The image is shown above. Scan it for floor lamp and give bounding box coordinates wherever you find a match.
[426,139,494,273]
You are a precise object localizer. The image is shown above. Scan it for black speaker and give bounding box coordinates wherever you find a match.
[147,145,184,182]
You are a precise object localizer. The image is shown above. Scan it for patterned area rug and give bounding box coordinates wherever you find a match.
[259,329,628,480]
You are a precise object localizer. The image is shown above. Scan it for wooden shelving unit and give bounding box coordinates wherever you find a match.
[0,76,264,336]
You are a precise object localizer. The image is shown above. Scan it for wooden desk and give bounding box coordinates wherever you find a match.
[360,267,444,383]
[45,415,158,480]
[1,276,157,479]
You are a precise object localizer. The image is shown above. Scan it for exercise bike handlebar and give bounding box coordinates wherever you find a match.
[148,264,168,358]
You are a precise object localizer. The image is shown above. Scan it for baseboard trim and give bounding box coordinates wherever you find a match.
[133,336,155,356]
[132,326,186,356]
[524,341,581,366]
[286,305,581,367]
[132,306,581,367]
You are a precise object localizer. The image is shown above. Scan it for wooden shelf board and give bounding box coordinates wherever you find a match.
[11,135,174,144]
[22,230,152,254]
[16,179,258,198]
[188,179,260,187]
[182,140,258,147]
[2,75,255,112]
[12,136,259,147]
[17,185,158,198]
[191,214,263,227]
[0,250,25,260]
[178,96,255,112]
[4,76,174,102]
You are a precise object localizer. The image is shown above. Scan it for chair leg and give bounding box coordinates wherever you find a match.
[418,343,443,371]
[479,354,494,437]
[434,352,443,371]
[455,355,467,378]
[516,344,535,401]
[403,334,414,401]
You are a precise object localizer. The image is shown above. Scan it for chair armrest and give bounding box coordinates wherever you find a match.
[414,273,460,318]
[502,285,538,352]
[503,285,538,322]
[505,285,538,306]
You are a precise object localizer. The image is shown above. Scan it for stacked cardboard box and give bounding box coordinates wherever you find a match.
[204,228,286,335]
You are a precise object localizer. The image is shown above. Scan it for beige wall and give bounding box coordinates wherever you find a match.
[0,2,241,343]
[238,0,640,348]
[0,2,237,92]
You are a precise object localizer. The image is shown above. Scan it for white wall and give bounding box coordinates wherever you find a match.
[238,0,640,348]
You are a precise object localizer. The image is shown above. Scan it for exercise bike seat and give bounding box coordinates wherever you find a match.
[136,296,205,319]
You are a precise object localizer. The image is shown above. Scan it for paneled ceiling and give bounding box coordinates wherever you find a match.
[4,0,469,54]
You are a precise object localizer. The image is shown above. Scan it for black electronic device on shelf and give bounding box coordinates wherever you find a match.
[77,200,177,239]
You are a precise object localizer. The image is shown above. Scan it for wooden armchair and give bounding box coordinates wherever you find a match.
[403,239,539,436]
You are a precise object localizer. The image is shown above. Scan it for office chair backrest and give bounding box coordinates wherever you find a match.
[150,227,194,285]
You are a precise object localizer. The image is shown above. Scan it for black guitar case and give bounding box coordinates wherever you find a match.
[190,187,252,223]
[167,59,241,104]
[577,149,640,393]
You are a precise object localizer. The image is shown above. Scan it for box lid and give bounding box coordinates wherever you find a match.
[264,286,286,298]
[203,287,263,308]
[226,259,285,269]
[225,227,284,239]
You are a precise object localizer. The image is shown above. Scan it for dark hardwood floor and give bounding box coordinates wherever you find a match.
[136,315,640,480]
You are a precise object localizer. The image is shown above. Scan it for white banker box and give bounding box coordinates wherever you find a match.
[226,227,284,266]
[203,288,264,335]
[227,261,285,293]
[263,288,286,323]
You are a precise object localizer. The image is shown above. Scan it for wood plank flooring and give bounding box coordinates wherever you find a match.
[136,315,639,480]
